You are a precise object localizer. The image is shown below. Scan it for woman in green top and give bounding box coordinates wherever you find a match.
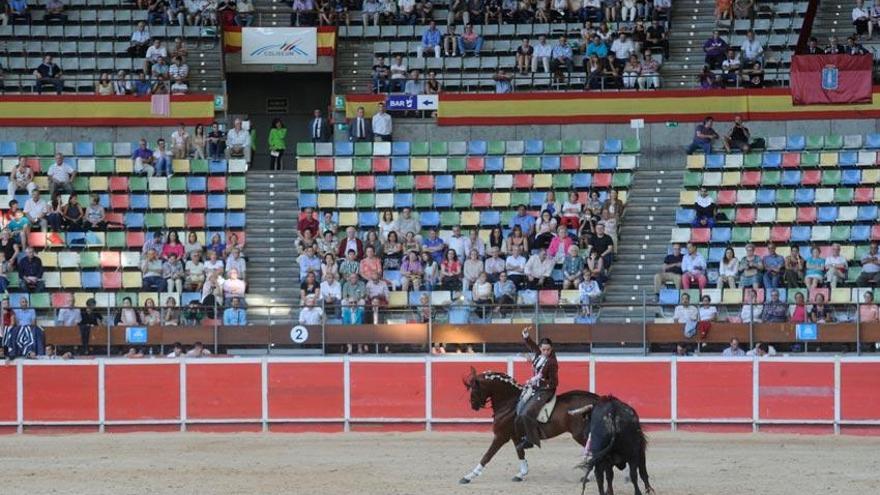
[268,118,287,170]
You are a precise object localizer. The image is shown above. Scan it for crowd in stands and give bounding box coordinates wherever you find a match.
[295,188,625,324]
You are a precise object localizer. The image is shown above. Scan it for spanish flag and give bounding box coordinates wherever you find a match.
[0,95,215,127]
[223,26,336,56]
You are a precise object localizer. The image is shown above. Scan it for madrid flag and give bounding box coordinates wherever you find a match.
[790,54,873,105]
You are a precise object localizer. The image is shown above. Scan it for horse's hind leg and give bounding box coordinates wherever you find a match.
[511,442,529,482]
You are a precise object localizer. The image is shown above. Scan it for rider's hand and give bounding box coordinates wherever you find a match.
[522,326,531,339]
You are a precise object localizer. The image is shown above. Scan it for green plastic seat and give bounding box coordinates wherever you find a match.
[543,140,563,155]
[37,142,56,157]
[18,142,37,156]
[474,175,493,189]
[834,187,854,203]
[552,174,572,189]
[107,231,126,248]
[296,142,316,156]
[562,139,581,154]
[440,211,460,226]
[429,141,448,156]
[821,170,842,186]
[355,193,374,208]
[805,136,825,150]
[743,153,762,168]
[761,170,781,186]
[683,171,702,188]
[395,175,414,190]
[501,210,516,226]
[413,193,432,208]
[510,192,529,206]
[144,213,164,229]
[731,227,751,243]
[410,141,430,155]
[487,140,505,155]
[830,226,850,242]
[447,157,466,172]
[129,177,147,191]
[30,293,50,309]
[353,157,371,173]
[354,142,373,156]
[169,176,187,192]
[298,176,317,190]
[855,244,872,260]
[612,173,633,188]
[94,142,113,157]
[522,156,541,171]
[453,193,471,208]
[848,266,863,283]
[73,176,89,192]
[227,176,246,191]
[718,207,735,220]
[775,189,794,204]
[622,137,641,153]
[80,252,100,268]
[190,159,209,174]
[824,135,843,150]
[40,159,53,173]
[800,152,819,167]
[96,158,115,174]
[6,272,18,287]
[116,292,137,306]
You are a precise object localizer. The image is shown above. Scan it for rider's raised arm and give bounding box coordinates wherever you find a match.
[522,326,539,353]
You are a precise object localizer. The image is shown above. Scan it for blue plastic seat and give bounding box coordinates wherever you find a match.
[391,141,410,156]
[0,177,9,190]
[334,141,353,156]
[206,212,225,228]
[524,140,544,154]
[181,292,201,306]
[756,189,776,205]
[781,170,801,186]
[675,208,695,224]
[710,227,731,244]
[658,288,679,304]
[484,156,503,172]
[0,142,17,156]
[858,205,878,221]
[317,176,337,191]
[420,211,440,227]
[786,135,806,151]
[541,156,560,171]
[99,194,110,208]
[842,169,861,185]
[207,194,227,210]
[300,193,318,208]
[529,191,544,207]
[468,140,487,155]
[8,293,28,308]
[226,212,246,228]
[130,194,148,209]
[432,175,452,190]
[851,225,871,241]
[209,160,227,174]
[480,211,500,225]
[795,188,815,204]
[394,193,413,208]
[358,211,379,227]
[572,173,592,188]
[839,151,858,167]
[14,194,28,207]
[186,177,206,192]
[66,232,86,246]
[603,138,622,154]
[75,142,94,156]
[82,272,102,289]
[433,193,452,208]
[762,152,782,168]
[705,154,725,168]
[598,155,617,170]
[866,133,880,149]
[817,206,838,222]
[374,176,393,191]
[791,226,811,242]
[708,247,726,263]
[408,291,427,306]
[125,213,145,228]
[391,157,410,173]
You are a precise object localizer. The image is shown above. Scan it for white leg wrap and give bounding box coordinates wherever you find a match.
[518,459,529,477]
[463,463,484,481]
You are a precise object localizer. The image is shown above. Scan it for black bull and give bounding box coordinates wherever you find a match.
[570,396,655,495]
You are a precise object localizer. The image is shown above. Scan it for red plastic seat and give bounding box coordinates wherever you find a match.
[741,171,761,186]
[872,224,880,241]
[796,207,817,223]
[561,156,579,171]
[801,170,821,185]
[356,176,375,190]
[781,153,800,168]
[100,251,120,268]
[126,231,145,248]
[27,232,46,248]
[466,157,484,172]
[110,194,129,209]
[51,292,73,308]
[716,190,736,205]
[808,288,830,304]
[104,213,124,225]
[315,158,334,173]
[372,158,390,173]
[102,272,122,289]
[770,226,791,242]
[513,174,533,189]
[45,232,64,247]
[414,175,434,190]
[188,194,207,210]
[735,208,756,224]
[855,187,874,203]
[472,192,491,208]
[186,213,205,228]
[538,290,559,306]
[109,177,128,192]
[207,177,226,192]
[690,228,710,243]
[592,173,612,188]
[818,245,833,257]
[25,158,41,173]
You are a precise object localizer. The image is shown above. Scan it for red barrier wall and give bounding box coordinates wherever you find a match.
[186,363,262,420]
[840,362,880,421]
[23,365,98,422]
[105,364,180,421]
[0,366,17,423]
[432,361,506,420]
[758,362,834,421]
[349,362,424,419]
[594,361,671,420]
[268,362,344,419]
[677,361,752,420]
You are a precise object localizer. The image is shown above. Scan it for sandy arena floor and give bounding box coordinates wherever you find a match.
[0,431,875,495]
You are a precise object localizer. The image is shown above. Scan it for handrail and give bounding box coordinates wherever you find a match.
[795,0,821,54]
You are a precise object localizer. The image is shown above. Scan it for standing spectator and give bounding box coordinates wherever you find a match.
[738,243,763,290]
[308,109,331,143]
[348,106,373,142]
[762,242,784,289]
[129,22,152,57]
[654,243,683,293]
[680,242,707,289]
[223,297,247,325]
[225,118,251,163]
[18,248,44,292]
[784,246,806,288]
[825,243,848,288]
[170,122,190,159]
[703,31,728,70]
[516,38,534,74]
[550,35,574,81]
[33,55,63,95]
[291,0,315,26]
[47,153,76,196]
[268,118,287,171]
[417,20,442,58]
[458,23,483,56]
[721,338,745,357]
[532,35,552,74]
[672,293,698,338]
[207,122,225,159]
[7,157,36,198]
[760,289,787,322]
[723,115,751,153]
[371,103,392,141]
[685,116,719,154]
[856,242,880,286]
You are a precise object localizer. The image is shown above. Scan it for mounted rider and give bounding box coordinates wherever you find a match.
[515,326,558,450]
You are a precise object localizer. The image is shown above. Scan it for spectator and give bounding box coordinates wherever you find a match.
[223,296,247,325]
[645,20,668,55]
[737,288,761,323]
[46,153,76,196]
[169,56,189,94]
[654,243,683,293]
[733,0,754,19]
[533,210,557,249]
[673,293,698,338]
[189,123,206,160]
[149,138,172,177]
[425,70,441,94]
[93,72,113,95]
[207,122,225,159]
[297,208,318,238]
[399,250,422,290]
[298,245,321,281]
[440,249,462,290]
[638,49,661,89]
[471,272,494,317]
[236,0,254,25]
[170,122,191,160]
[365,272,388,310]
[860,290,880,322]
[361,0,379,26]
[826,35,846,54]
[703,31,727,70]
[300,271,320,301]
[420,227,444,263]
[371,103,393,140]
[698,65,721,89]
[622,54,641,89]
[337,227,364,259]
[319,271,341,306]
[291,0,316,26]
[379,0,396,24]
[111,70,131,95]
[515,38,533,74]
[404,69,424,95]
[741,62,764,88]
[505,245,527,288]
[853,0,871,39]
[790,291,808,323]
[680,242,707,290]
[740,30,763,66]
[24,190,49,233]
[723,115,751,153]
[150,56,170,93]
[221,268,246,303]
[692,187,716,228]
[685,116,719,155]
[611,33,635,68]
[162,252,184,293]
[418,20,442,58]
[184,231,203,260]
[550,35,574,81]
[298,294,324,325]
[493,69,512,94]
[762,242,784,289]
[784,246,806,288]
[601,53,622,89]
[267,118,287,171]
[348,106,373,142]
[810,293,832,323]
[131,138,156,176]
[7,208,30,248]
[7,157,36,198]
[8,0,30,23]
[462,249,483,290]
[493,271,517,312]
[825,243,848,288]
[142,249,167,291]
[114,297,141,326]
[225,118,251,163]
[18,247,43,292]
[484,247,505,282]
[721,338,745,357]
[738,243,763,290]
[581,0,602,21]
[341,273,366,324]
[358,246,382,281]
[548,225,574,263]
[509,204,537,236]
[720,48,740,87]
[715,0,731,21]
[845,35,869,55]
[133,72,152,96]
[13,298,35,326]
[33,55,63,95]
[448,0,467,24]
[318,231,339,258]
[143,39,168,75]
[142,231,165,257]
[804,36,822,55]
[532,35,552,74]
[185,250,206,290]
[761,289,787,322]
[856,242,880,285]
[458,23,483,56]
[141,298,162,325]
[589,222,615,268]
[697,294,717,340]
[388,54,407,92]
[309,109,331,143]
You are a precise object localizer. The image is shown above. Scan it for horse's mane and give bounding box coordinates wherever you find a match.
[480,371,523,390]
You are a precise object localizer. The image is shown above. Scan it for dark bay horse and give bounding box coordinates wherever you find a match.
[460,367,600,484]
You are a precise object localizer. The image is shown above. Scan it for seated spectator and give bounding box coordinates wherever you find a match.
[388,54,407,92]
[715,0,731,21]
[550,35,574,81]
[516,38,533,74]
[611,33,635,68]
[580,0,602,21]
[223,297,247,325]
[853,0,871,39]
[151,57,170,93]
[740,30,763,66]
[142,249,167,291]
[826,35,845,54]
[185,251,206,290]
[723,115,751,153]
[170,36,189,58]
[225,118,251,163]
[720,48,740,87]
[741,62,764,88]
[447,0,467,24]
[13,298,36,326]
[804,36,823,55]
[505,245,527,288]
[404,69,424,95]
[420,251,439,289]
[698,65,721,89]
[721,338,745,357]
[396,0,416,24]
[417,20,442,59]
[141,298,161,325]
[319,212,338,236]
[493,271,517,311]
[673,293,698,338]
[341,273,366,324]
[846,35,868,55]
[703,31,728,70]
[790,291,808,323]
[484,247,505,282]
[472,272,494,317]
[236,0,255,25]
[207,122,225,159]
[803,246,825,287]
[221,268,246,303]
[622,54,641,89]
[7,157,36,198]
[365,272,388,307]
[181,301,204,325]
[738,243,763,289]
[493,69,512,94]
[696,295,717,341]
[692,187,715,228]
[142,230,165,256]
[422,228,445,263]
[532,35,552,74]
[825,243,848,288]
[7,208,30,248]
[601,53,622,89]
[859,290,880,322]
[524,248,554,289]
[458,24,483,56]
[115,297,142,325]
[440,249,462,290]
[297,207,318,238]
[654,243,682,294]
[33,55,63,95]
[95,72,113,95]
[131,138,156,175]
[47,152,76,196]
[638,49,661,89]
[761,289,787,322]
[163,252,184,293]
[762,242,784,289]
[361,0,380,26]
[133,72,152,96]
[169,57,189,94]
[184,231,203,259]
[291,0,315,26]
[686,116,719,155]
[184,341,211,358]
[810,293,832,323]
[8,0,31,23]
[585,54,604,89]
[462,249,483,290]
[298,245,321,281]
[857,242,880,285]
[578,271,601,315]
[145,138,172,177]
[784,246,806,288]
[589,222,615,268]
[645,20,668,55]
[680,242,707,290]
[24,190,49,233]
[318,231,338,258]
[143,39,168,75]
[533,209,557,249]
[170,122,190,160]
[147,0,168,24]
[320,272,341,306]
[548,226,574,263]
[43,0,67,22]
[372,56,391,93]
[16,247,43,292]
[298,294,324,325]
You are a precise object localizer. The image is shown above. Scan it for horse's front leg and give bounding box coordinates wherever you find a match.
[459,434,506,484]
[511,441,529,482]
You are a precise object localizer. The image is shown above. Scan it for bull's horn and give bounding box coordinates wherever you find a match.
[568,404,594,416]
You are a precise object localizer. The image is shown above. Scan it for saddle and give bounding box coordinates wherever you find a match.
[537,395,557,424]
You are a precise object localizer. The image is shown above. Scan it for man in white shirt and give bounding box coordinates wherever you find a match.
[739,288,762,323]
[129,21,151,57]
[225,247,246,277]
[720,48,740,86]
[610,33,635,67]
[320,272,342,306]
[153,138,173,177]
[225,118,252,163]
[394,207,420,238]
[524,248,555,289]
[853,0,871,39]
[47,152,75,196]
[389,54,408,92]
[721,338,746,357]
[825,243,849,288]
[56,302,81,326]
[185,341,213,358]
[740,30,764,66]
[446,226,467,259]
[532,35,552,73]
[505,245,527,288]
[143,39,168,74]
[680,242,707,289]
[299,295,325,325]
[371,102,393,142]
[24,189,50,232]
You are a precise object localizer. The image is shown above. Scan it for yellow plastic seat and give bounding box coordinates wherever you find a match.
[679,190,696,205]
[388,291,408,307]
[533,174,552,188]
[336,175,355,190]
[172,159,190,174]
[580,155,598,170]
[461,211,479,226]
[166,213,185,228]
[74,292,94,307]
[89,177,108,191]
[504,156,523,171]
[721,171,741,186]
[455,175,474,189]
[686,155,705,169]
[116,158,133,174]
[722,288,743,304]
[750,226,770,242]
[410,157,428,172]
[122,272,143,288]
[149,194,168,209]
[776,207,796,223]
[39,251,58,268]
[318,194,336,208]
[339,211,358,226]
[227,195,246,209]
[491,192,511,207]
[819,152,837,167]
[297,158,316,172]
[61,272,81,288]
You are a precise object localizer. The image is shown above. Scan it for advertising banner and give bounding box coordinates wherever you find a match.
[790,54,873,105]
[242,27,318,64]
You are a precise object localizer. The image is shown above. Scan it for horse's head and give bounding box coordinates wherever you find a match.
[463,367,488,411]
[463,367,521,411]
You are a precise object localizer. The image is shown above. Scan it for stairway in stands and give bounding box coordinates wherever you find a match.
[244,170,300,325]
[662,0,718,88]
[600,156,684,322]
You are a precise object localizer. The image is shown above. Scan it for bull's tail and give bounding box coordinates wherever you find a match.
[637,427,654,494]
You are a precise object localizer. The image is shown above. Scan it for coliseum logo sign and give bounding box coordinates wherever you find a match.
[242,27,318,65]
